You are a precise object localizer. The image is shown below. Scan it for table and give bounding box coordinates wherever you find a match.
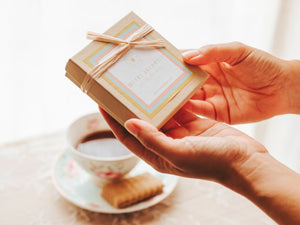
[0,132,277,225]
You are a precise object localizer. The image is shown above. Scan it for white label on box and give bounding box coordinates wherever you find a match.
[107,46,188,108]
[89,23,192,115]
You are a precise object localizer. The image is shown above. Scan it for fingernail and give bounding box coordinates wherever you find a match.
[189,54,203,62]
[182,50,200,59]
[124,120,139,136]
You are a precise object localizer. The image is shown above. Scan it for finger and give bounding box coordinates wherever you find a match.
[190,88,206,100]
[169,109,199,138]
[125,119,184,161]
[164,126,189,139]
[173,108,199,125]
[161,117,181,133]
[167,108,213,135]
[99,108,146,157]
[99,107,129,140]
[99,108,172,171]
[183,100,216,120]
[161,110,193,138]
[182,42,252,66]
[172,108,218,136]
[162,110,197,138]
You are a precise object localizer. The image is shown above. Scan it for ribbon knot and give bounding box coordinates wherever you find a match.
[81,24,165,93]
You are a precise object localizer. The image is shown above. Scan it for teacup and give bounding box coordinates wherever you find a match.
[66,112,139,186]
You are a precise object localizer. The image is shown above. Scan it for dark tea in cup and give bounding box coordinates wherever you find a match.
[76,131,132,158]
[67,113,139,184]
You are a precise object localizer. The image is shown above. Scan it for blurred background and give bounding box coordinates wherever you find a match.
[1,0,300,171]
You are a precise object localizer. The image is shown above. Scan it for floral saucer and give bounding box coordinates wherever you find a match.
[52,148,178,214]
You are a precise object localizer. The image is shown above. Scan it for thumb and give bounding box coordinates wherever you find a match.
[182,42,252,66]
[124,119,179,160]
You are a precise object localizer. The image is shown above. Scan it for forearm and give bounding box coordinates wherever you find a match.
[226,152,300,225]
[285,60,300,114]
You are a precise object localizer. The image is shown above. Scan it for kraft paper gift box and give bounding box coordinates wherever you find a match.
[65,12,208,129]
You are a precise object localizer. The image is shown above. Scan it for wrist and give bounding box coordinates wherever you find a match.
[229,152,287,198]
[224,150,300,224]
[220,147,270,198]
[285,60,300,114]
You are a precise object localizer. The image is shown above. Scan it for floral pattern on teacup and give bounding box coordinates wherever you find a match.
[87,119,99,131]
[67,159,81,177]
[72,148,139,182]
[88,203,100,208]
[95,171,122,179]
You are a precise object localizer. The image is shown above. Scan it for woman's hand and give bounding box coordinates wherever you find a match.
[100,107,267,185]
[182,42,294,124]
[99,41,300,225]
[100,107,300,225]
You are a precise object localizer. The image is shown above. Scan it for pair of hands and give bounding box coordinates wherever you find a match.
[100,42,293,186]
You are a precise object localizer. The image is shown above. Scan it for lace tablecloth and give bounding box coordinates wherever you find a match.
[0,132,276,225]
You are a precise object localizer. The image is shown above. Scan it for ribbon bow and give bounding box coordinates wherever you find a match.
[81,24,165,93]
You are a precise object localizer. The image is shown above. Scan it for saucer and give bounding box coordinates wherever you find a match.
[52,148,178,214]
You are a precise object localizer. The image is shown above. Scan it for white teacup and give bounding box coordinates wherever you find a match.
[66,112,139,186]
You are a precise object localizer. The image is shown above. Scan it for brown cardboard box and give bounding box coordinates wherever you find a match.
[65,12,208,128]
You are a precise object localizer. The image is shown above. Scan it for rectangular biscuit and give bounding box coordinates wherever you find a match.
[101,172,164,208]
